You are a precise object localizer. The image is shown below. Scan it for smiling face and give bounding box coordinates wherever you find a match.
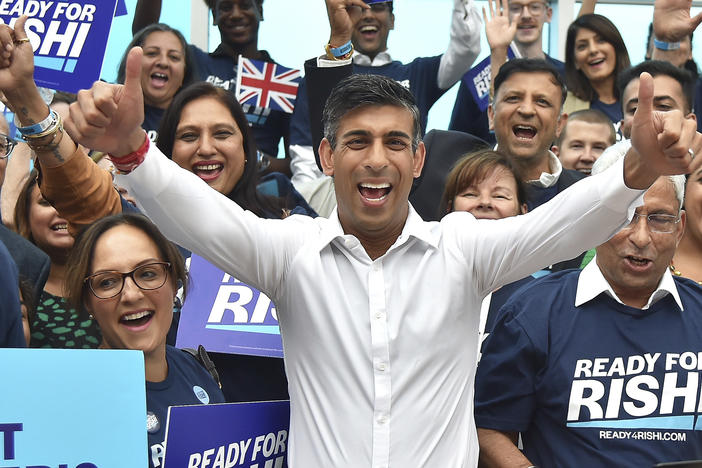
[555,120,613,175]
[451,166,525,219]
[508,1,552,47]
[27,185,73,256]
[171,96,246,195]
[489,71,565,166]
[351,2,394,59]
[620,74,691,139]
[215,0,261,48]
[319,104,424,246]
[140,31,186,109]
[596,178,684,308]
[85,224,174,356]
[573,27,616,85]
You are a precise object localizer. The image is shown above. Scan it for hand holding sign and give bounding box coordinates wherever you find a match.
[325,0,370,50]
[483,0,516,53]
[64,46,145,158]
[625,72,702,188]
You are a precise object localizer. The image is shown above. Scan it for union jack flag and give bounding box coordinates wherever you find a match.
[235,56,301,114]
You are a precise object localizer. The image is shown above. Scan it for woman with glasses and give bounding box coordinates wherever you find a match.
[64,212,224,468]
[0,18,305,402]
[564,14,631,127]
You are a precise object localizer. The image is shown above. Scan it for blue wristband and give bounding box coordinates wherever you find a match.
[653,37,681,51]
[17,109,58,136]
[330,40,353,58]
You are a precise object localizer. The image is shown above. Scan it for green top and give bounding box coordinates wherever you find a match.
[31,290,101,349]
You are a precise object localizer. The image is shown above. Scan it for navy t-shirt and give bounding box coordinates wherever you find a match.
[147,345,225,468]
[189,45,290,157]
[143,105,165,143]
[449,56,565,143]
[475,270,702,468]
[290,55,445,147]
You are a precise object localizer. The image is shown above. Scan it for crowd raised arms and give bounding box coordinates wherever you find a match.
[0,0,702,466]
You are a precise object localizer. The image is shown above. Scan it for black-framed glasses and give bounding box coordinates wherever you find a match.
[348,1,391,15]
[0,132,16,159]
[624,213,680,234]
[508,2,548,16]
[85,262,171,299]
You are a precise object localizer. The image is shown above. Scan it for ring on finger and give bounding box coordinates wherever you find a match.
[13,38,29,45]
[689,148,696,161]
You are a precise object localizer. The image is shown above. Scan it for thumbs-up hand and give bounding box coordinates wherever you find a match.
[64,46,146,157]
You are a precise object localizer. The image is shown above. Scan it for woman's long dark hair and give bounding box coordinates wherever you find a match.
[565,14,630,102]
[156,82,283,218]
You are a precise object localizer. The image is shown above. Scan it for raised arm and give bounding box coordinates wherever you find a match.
[0,17,122,234]
[437,0,482,89]
[577,0,597,17]
[483,0,516,95]
[468,72,701,294]
[132,0,163,35]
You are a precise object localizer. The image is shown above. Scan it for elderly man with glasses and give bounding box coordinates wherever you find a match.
[474,148,702,467]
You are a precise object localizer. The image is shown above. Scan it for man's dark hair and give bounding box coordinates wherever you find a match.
[322,74,421,152]
[493,58,567,105]
[617,60,696,114]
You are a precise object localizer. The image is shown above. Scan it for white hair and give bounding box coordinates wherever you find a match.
[592,140,685,211]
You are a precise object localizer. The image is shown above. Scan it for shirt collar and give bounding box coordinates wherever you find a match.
[353,49,393,67]
[315,203,439,254]
[527,151,562,188]
[210,44,273,63]
[575,257,684,311]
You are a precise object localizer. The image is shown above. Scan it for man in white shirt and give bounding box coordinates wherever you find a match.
[65,42,699,466]
[474,151,702,467]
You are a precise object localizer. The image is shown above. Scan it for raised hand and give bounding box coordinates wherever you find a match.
[483,0,516,52]
[653,0,702,42]
[0,17,40,103]
[325,0,369,47]
[626,72,701,188]
[64,47,146,158]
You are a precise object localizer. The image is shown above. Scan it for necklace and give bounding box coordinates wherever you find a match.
[669,264,702,286]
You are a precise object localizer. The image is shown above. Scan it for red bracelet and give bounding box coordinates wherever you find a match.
[108,132,149,174]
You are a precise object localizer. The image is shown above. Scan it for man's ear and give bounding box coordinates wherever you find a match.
[390,13,395,31]
[545,6,553,23]
[487,103,495,131]
[551,144,560,156]
[412,141,426,178]
[319,138,335,177]
[676,210,686,245]
[687,112,697,123]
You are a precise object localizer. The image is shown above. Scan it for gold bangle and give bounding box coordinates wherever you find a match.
[25,124,64,152]
[22,112,62,140]
[324,43,354,61]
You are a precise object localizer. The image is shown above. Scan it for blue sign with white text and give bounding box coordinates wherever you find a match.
[0,0,119,93]
[163,400,290,468]
[0,348,147,467]
[177,254,284,358]
[462,45,517,112]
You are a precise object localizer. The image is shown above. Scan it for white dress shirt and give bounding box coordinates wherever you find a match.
[118,144,643,467]
[290,0,482,187]
[575,257,684,310]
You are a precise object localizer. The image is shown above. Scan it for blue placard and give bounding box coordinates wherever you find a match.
[462,45,517,112]
[177,254,284,358]
[0,348,147,467]
[163,400,290,468]
[0,0,119,93]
